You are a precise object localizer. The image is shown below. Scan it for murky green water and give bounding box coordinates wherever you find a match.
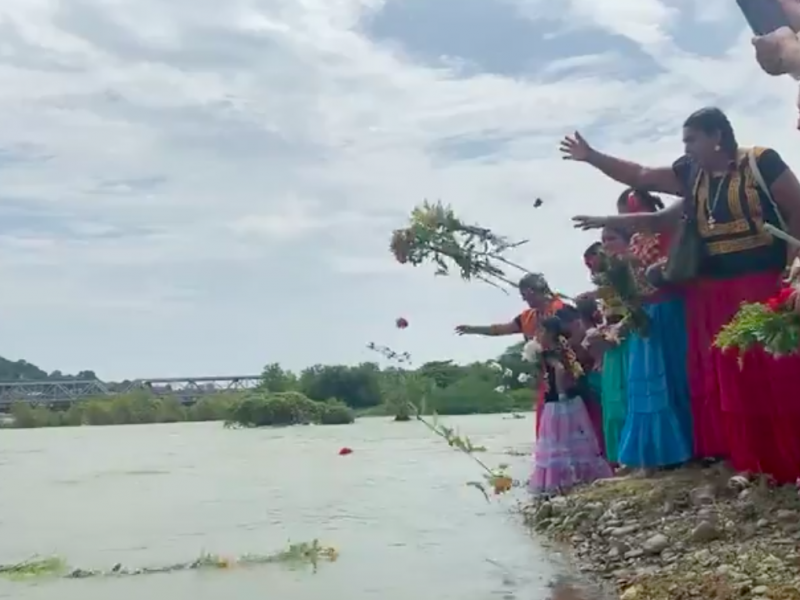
[0,415,558,599]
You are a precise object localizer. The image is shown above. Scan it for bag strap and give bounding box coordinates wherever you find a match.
[747,147,788,231]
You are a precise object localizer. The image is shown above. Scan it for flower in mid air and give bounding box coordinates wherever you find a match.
[494,385,506,393]
[503,368,513,378]
[521,339,542,362]
[396,317,409,329]
[517,372,532,383]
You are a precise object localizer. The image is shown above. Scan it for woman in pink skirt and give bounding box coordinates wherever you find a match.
[530,315,613,497]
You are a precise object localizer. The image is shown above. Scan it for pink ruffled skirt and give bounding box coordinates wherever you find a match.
[530,397,612,496]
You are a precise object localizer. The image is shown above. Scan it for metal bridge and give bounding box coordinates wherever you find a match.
[0,376,262,408]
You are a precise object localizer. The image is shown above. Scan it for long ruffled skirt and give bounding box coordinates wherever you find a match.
[685,270,800,483]
[530,397,612,496]
[600,339,629,464]
[618,297,692,468]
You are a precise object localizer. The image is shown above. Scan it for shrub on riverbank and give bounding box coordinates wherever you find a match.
[4,391,240,428]
[2,390,355,429]
[523,466,800,600]
[226,392,354,427]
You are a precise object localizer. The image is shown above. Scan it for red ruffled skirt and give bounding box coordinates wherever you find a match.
[684,270,800,483]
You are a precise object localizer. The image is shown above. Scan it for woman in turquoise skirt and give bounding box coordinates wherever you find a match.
[584,238,630,466]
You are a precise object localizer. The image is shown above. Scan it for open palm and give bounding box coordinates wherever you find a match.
[559,132,593,161]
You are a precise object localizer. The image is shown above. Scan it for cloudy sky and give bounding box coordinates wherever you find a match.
[0,0,798,380]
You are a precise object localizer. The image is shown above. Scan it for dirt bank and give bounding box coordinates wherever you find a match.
[522,465,800,599]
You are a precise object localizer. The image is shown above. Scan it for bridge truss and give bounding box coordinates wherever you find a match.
[0,376,262,408]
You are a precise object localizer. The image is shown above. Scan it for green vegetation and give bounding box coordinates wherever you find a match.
[0,341,535,428]
[0,540,338,581]
[5,391,239,429]
[226,392,354,427]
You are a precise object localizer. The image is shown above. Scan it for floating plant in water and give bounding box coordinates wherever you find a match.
[0,540,338,581]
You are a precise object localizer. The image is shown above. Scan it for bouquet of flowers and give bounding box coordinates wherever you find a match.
[715,286,800,361]
[591,250,649,337]
[389,200,533,290]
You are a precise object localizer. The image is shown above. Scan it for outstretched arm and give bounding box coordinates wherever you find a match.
[455,321,521,337]
[586,150,683,196]
[573,199,685,234]
[560,132,684,196]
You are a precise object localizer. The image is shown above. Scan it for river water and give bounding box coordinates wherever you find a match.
[0,415,559,600]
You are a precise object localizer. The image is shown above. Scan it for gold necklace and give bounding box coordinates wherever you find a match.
[705,172,727,229]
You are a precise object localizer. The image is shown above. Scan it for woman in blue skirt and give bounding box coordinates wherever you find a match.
[607,193,693,472]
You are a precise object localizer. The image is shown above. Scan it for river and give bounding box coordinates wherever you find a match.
[0,414,560,600]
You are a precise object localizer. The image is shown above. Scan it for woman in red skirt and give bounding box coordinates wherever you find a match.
[560,106,800,484]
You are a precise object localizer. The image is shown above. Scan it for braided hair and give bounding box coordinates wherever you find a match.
[616,188,664,214]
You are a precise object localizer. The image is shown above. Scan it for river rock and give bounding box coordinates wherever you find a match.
[610,524,639,537]
[691,520,721,543]
[643,533,669,555]
[690,484,717,506]
[776,509,798,523]
[752,585,769,595]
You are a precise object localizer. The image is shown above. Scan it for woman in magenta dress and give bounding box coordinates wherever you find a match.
[560,106,800,483]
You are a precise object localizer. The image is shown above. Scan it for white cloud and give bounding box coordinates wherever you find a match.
[0,0,796,379]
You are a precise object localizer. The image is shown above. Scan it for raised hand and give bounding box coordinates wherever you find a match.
[752,26,800,75]
[454,325,474,336]
[572,215,609,231]
[559,132,593,161]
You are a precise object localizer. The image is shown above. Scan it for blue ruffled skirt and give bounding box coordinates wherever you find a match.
[618,296,692,468]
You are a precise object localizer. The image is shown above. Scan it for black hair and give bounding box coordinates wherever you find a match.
[554,305,580,326]
[575,295,600,326]
[541,315,570,340]
[616,188,665,213]
[583,241,602,258]
[518,272,550,294]
[683,106,738,158]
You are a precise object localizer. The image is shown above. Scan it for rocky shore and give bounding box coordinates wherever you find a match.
[522,465,800,599]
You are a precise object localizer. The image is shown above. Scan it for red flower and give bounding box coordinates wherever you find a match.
[338,447,353,456]
[766,287,795,312]
[396,317,409,329]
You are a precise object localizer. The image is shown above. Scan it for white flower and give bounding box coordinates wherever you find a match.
[521,339,542,362]
[503,368,513,378]
[494,385,507,393]
[489,362,503,371]
[517,372,532,383]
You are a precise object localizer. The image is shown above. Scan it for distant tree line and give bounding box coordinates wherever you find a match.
[0,342,534,426]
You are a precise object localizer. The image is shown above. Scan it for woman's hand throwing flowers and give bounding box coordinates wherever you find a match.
[559,132,594,161]
[572,215,609,231]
